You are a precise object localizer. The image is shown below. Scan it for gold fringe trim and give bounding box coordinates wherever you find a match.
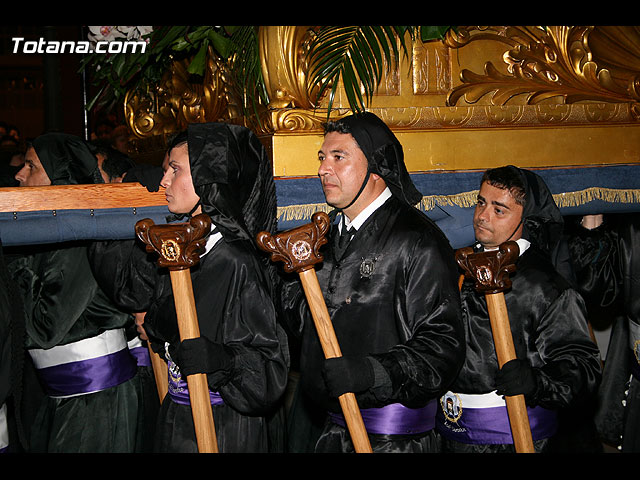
[418,191,480,211]
[552,187,640,208]
[277,203,333,222]
[276,187,640,223]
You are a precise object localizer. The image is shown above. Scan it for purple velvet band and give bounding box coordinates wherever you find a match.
[129,346,151,367]
[167,361,224,406]
[329,400,437,435]
[36,348,137,397]
[436,403,558,444]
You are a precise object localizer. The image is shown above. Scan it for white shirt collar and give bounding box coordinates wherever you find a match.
[202,230,223,257]
[341,187,392,232]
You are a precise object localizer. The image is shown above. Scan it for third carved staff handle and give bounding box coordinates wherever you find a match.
[455,242,535,453]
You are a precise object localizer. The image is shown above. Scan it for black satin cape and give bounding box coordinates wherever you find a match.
[89,122,289,453]
[279,195,465,452]
[567,213,640,450]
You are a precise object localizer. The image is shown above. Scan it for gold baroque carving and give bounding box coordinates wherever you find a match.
[444,26,640,120]
[259,26,321,109]
[125,46,231,139]
[257,108,352,134]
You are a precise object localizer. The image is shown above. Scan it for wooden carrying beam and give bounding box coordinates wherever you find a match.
[0,183,166,212]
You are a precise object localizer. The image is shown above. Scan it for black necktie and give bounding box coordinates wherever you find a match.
[338,225,352,248]
[335,218,353,257]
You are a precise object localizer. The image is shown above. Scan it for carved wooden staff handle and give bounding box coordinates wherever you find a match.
[456,241,535,453]
[256,212,373,453]
[135,213,218,453]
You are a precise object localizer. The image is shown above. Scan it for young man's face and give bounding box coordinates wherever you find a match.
[317,131,383,220]
[15,147,51,187]
[473,181,524,248]
[160,144,201,215]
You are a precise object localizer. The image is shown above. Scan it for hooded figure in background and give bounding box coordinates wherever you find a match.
[566,208,640,452]
[435,165,602,453]
[279,111,465,453]
[7,133,144,453]
[90,122,289,453]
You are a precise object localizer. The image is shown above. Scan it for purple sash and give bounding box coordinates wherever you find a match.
[436,400,557,444]
[129,345,151,367]
[36,348,137,397]
[167,360,224,406]
[329,400,436,435]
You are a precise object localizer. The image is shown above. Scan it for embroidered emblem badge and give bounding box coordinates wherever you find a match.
[359,257,377,278]
[440,391,463,423]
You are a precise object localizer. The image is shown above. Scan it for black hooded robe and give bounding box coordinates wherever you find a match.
[566,212,640,451]
[279,113,465,453]
[435,166,602,453]
[7,133,145,453]
[90,123,289,453]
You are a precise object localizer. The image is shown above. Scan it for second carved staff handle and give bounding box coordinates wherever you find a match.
[456,241,535,453]
[135,214,219,454]
[256,212,373,453]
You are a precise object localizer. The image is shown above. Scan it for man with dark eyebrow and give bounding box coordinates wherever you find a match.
[435,165,601,453]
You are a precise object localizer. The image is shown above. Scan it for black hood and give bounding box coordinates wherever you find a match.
[185,122,277,243]
[32,133,103,185]
[509,165,564,256]
[334,112,422,207]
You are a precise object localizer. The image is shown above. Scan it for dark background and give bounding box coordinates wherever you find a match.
[0,25,111,143]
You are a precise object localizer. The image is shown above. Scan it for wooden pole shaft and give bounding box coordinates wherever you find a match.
[148,344,168,403]
[485,292,535,453]
[169,268,219,454]
[299,269,373,453]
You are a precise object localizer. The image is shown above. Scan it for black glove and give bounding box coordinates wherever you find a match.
[495,359,538,399]
[322,356,375,398]
[174,337,232,377]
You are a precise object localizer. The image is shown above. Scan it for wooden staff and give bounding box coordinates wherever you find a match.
[148,344,169,402]
[455,241,535,453]
[135,213,218,453]
[256,212,373,453]
[133,311,169,403]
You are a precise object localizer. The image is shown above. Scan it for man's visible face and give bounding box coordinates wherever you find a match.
[318,131,379,219]
[160,144,200,214]
[473,181,524,248]
[15,147,51,187]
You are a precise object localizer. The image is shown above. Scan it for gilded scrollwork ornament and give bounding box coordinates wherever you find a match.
[444,26,640,119]
[125,46,233,139]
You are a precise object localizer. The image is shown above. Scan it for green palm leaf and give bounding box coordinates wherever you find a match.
[306,26,414,113]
